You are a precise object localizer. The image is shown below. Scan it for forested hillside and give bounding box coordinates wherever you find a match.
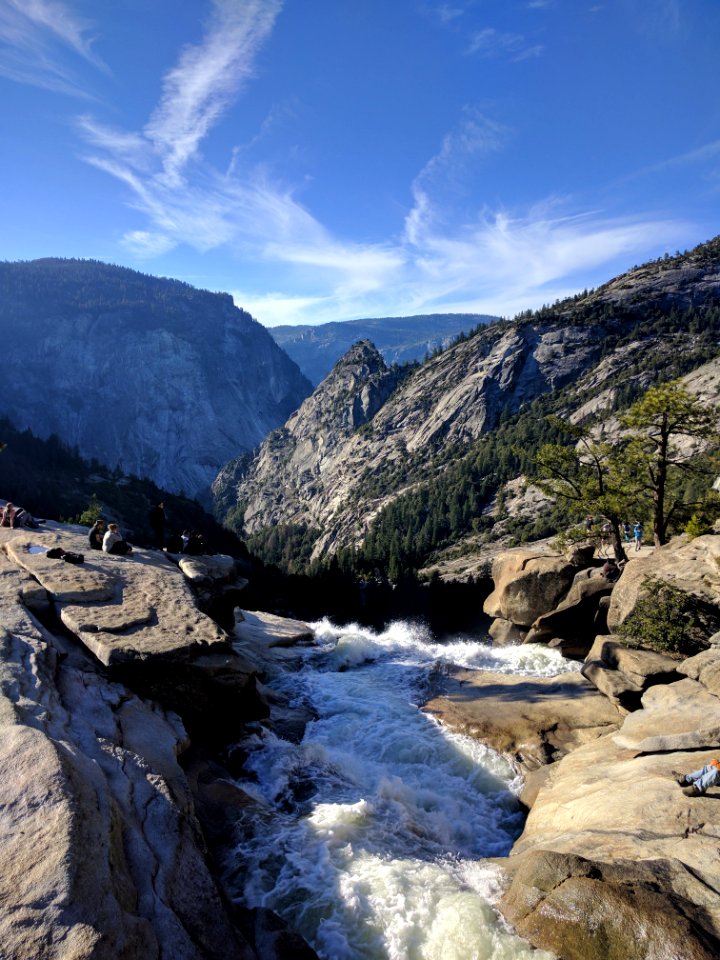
[0,416,244,554]
[216,237,720,579]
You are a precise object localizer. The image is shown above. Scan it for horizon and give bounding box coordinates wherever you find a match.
[1,0,719,327]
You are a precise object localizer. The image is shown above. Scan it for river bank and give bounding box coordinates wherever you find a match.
[1,520,719,959]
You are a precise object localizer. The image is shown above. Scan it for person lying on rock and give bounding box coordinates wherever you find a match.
[102,522,133,556]
[1,502,42,529]
[675,760,720,796]
[88,519,105,550]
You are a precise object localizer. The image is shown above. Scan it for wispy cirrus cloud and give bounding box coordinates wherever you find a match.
[144,0,283,186]
[72,0,695,328]
[77,0,405,302]
[0,0,104,96]
[467,27,543,60]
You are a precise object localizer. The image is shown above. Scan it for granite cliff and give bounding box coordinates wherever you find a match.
[215,236,720,567]
[0,259,311,498]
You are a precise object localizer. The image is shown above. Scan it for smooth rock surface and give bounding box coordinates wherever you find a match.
[423,669,621,770]
[4,528,229,666]
[580,660,643,711]
[586,635,680,686]
[679,647,720,697]
[0,549,254,960]
[499,665,720,957]
[179,553,237,583]
[612,678,720,751]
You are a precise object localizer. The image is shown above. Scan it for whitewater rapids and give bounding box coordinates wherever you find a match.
[231,619,577,959]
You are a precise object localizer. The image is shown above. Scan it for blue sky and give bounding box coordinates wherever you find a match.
[1,0,719,326]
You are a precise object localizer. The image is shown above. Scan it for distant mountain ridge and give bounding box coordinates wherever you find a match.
[267,312,497,385]
[0,259,311,497]
[214,236,720,573]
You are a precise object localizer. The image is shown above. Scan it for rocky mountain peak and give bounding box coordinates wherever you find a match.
[295,339,399,435]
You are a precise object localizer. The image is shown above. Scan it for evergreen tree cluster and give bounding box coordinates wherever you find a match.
[0,416,245,554]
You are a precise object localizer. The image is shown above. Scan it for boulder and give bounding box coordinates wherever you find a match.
[564,542,596,567]
[547,635,593,659]
[524,569,613,650]
[423,669,621,771]
[613,678,720,752]
[501,850,720,960]
[586,636,680,688]
[607,533,720,632]
[179,553,237,584]
[580,660,643,711]
[488,617,526,646]
[679,647,720,697]
[483,550,578,627]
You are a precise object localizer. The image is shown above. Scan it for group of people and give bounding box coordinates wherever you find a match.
[88,519,133,555]
[624,520,644,551]
[586,517,645,553]
[87,502,207,558]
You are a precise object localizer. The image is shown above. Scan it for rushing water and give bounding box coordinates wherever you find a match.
[232,619,578,960]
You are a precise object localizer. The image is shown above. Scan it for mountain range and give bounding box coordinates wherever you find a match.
[267,312,496,385]
[0,259,310,498]
[214,237,720,575]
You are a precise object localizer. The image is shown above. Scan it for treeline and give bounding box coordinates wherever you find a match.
[0,417,245,554]
[0,258,244,326]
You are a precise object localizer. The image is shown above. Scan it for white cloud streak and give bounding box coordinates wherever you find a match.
[69,0,698,327]
[144,0,283,185]
[0,0,104,95]
[467,27,543,60]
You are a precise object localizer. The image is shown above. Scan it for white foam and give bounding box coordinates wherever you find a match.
[234,618,565,958]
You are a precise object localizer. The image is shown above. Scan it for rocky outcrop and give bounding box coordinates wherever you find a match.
[0,259,311,497]
[483,550,579,627]
[501,851,720,960]
[0,531,255,959]
[423,669,622,774]
[425,531,720,957]
[607,533,720,632]
[581,635,680,711]
[499,669,720,958]
[0,521,318,959]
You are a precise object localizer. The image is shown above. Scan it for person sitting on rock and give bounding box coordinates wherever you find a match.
[1,502,41,529]
[601,559,621,583]
[675,759,720,796]
[88,519,105,550]
[102,522,133,556]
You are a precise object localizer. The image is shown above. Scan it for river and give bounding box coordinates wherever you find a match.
[231,619,579,960]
